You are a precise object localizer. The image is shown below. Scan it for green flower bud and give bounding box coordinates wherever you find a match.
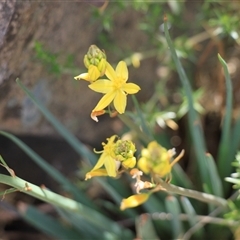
[114,140,136,168]
[83,45,107,77]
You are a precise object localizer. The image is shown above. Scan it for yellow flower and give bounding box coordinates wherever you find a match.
[89,61,141,115]
[85,135,119,178]
[74,45,107,82]
[85,136,138,179]
[120,193,150,210]
[138,141,184,177]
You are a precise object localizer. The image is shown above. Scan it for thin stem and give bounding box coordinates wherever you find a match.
[159,179,228,207]
[151,212,238,227]
[183,191,239,240]
[0,174,125,234]
[170,149,185,167]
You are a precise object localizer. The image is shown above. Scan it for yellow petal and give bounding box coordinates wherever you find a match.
[137,157,150,174]
[104,155,117,177]
[98,58,107,76]
[123,83,141,94]
[116,61,128,82]
[113,91,126,114]
[74,73,89,81]
[153,162,172,177]
[92,91,116,111]
[105,62,116,81]
[121,157,136,169]
[92,153,106,171]
[89,80,113,93]
[85,169,109,180]
[88,65,100,81]
[120,193,150,210]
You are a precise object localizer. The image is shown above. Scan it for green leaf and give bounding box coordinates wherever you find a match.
[0,130,95,208]
[19,204,81,240]
[0,173,133,239]
[165,195,183,239]
[206,153,223,197]
[136,213,159,240]
[180,197,198,226]
[164,17,214,195]
[217,54,233,193]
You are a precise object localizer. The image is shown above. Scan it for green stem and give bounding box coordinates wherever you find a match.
[159,179,228,207]
[0,174,129,236]
[151,212,238,227]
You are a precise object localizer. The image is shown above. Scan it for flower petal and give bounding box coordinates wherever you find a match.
[92,153,106,171]
[92,91,116,111]
[91,110,105,122]
[116,61,128,82]
[137,157,150,174]
[104,155,117,177]
[88,65,100,81]
[105,62,117,81]
[122,157,136,169]
[89,80,113,93]
[74,72,89,81]
[120,193,150,210]
[85,169,109,180]
[113,91,126,114]
[123,83,141,94]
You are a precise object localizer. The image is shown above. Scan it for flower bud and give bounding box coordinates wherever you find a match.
[114,140,136,168]
[84,45,107,76]
[138,141,184,178]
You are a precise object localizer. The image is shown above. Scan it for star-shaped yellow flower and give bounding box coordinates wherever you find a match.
[89,61,140,118]
[85,135,119,179]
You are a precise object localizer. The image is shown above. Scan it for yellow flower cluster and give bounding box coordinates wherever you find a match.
[138,141,175,177]
[75,45,141,121]
[85,135,184,210]
[85,135,137,179]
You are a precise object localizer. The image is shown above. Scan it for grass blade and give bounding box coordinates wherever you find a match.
[163,16,215,194]
[19,204,81,239]
[217,54,233,192]
[206,153,223,197]
[0,173,133,238]
[165,195,183,239]
[0,131,96,208]
[136,213,159,240]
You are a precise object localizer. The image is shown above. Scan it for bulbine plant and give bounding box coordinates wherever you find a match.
[0,17,240,240]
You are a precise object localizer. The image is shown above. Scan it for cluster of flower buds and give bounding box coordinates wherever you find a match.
[75,45,107,82]
[138,141,184,179]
